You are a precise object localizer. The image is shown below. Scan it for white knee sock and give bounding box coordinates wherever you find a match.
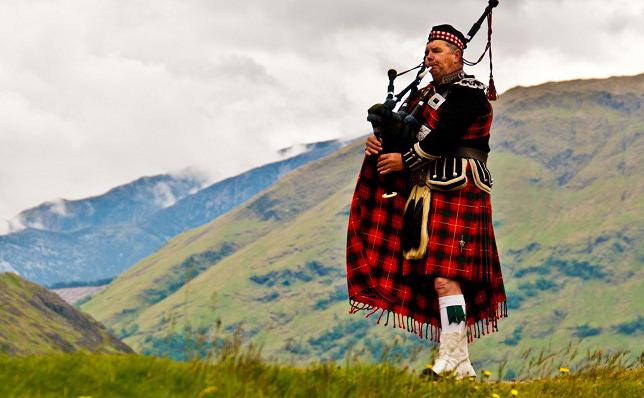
[439,294,466,333]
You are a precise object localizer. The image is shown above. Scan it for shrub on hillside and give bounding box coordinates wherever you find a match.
[613,316,643,335]
[250,261,337,287]
[549,258,606,280]
[573,324,603,338]
[518,277,560,297]
[502,325,523,346]
[514,264,551,278]
[308,319,370,360]
[506,291,525,310]
[118,323,139,339]
[314,285,347,310]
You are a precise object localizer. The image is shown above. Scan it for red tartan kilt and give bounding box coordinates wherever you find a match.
[403,168,502,285]
[346,154,507,342]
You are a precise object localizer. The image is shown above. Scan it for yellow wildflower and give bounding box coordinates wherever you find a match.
[511,389,519,396]
[483,370,492,377]
[559,367,570,374]
[425,364,433,369]
[491,393,500,398]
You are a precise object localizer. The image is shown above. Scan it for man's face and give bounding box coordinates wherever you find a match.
[424,40,461,80]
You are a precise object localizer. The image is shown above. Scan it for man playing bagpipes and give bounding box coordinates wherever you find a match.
[346,2,507,379]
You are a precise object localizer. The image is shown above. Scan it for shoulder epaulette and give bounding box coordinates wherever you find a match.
[454,77,487,90]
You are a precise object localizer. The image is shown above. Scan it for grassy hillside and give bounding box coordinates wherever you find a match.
[0,272,131,355]
[82,74,644,374]
[0,350,641,397]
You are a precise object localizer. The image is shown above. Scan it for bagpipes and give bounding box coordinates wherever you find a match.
[367,0,500,198]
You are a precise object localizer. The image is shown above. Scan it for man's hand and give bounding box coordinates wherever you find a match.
[364,135,383,156]
[377,153,404,174]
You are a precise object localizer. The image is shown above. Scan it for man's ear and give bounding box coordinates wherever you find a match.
[455,49,463,63]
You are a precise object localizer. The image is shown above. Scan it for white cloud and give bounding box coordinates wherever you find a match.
[0,0,642,219]
[49,199,69,216]
[152,182,177,209]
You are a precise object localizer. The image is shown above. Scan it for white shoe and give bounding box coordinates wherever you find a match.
[426,329,476,380]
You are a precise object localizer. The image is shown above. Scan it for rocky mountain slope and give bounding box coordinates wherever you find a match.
[0,272,131,355]
[81,74,643,374]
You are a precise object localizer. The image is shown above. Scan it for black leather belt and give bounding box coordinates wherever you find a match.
[451,147,488,164]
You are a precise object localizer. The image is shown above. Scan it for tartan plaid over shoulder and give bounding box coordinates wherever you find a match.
[411,78,494,157]
[346,154,507,343]
[423,99,492,141]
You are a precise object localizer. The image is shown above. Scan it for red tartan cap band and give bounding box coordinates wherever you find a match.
[428,24,466,50]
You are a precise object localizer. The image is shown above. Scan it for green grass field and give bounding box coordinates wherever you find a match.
[1,344,642,398]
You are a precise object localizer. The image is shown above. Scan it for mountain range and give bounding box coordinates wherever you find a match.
[0,140,342,285]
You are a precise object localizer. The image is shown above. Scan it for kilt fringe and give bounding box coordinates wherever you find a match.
[348,298,441,343]
[466,300,508,343]
[348,297,508,344]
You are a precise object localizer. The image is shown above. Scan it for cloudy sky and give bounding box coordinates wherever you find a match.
[0,0,642,225]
